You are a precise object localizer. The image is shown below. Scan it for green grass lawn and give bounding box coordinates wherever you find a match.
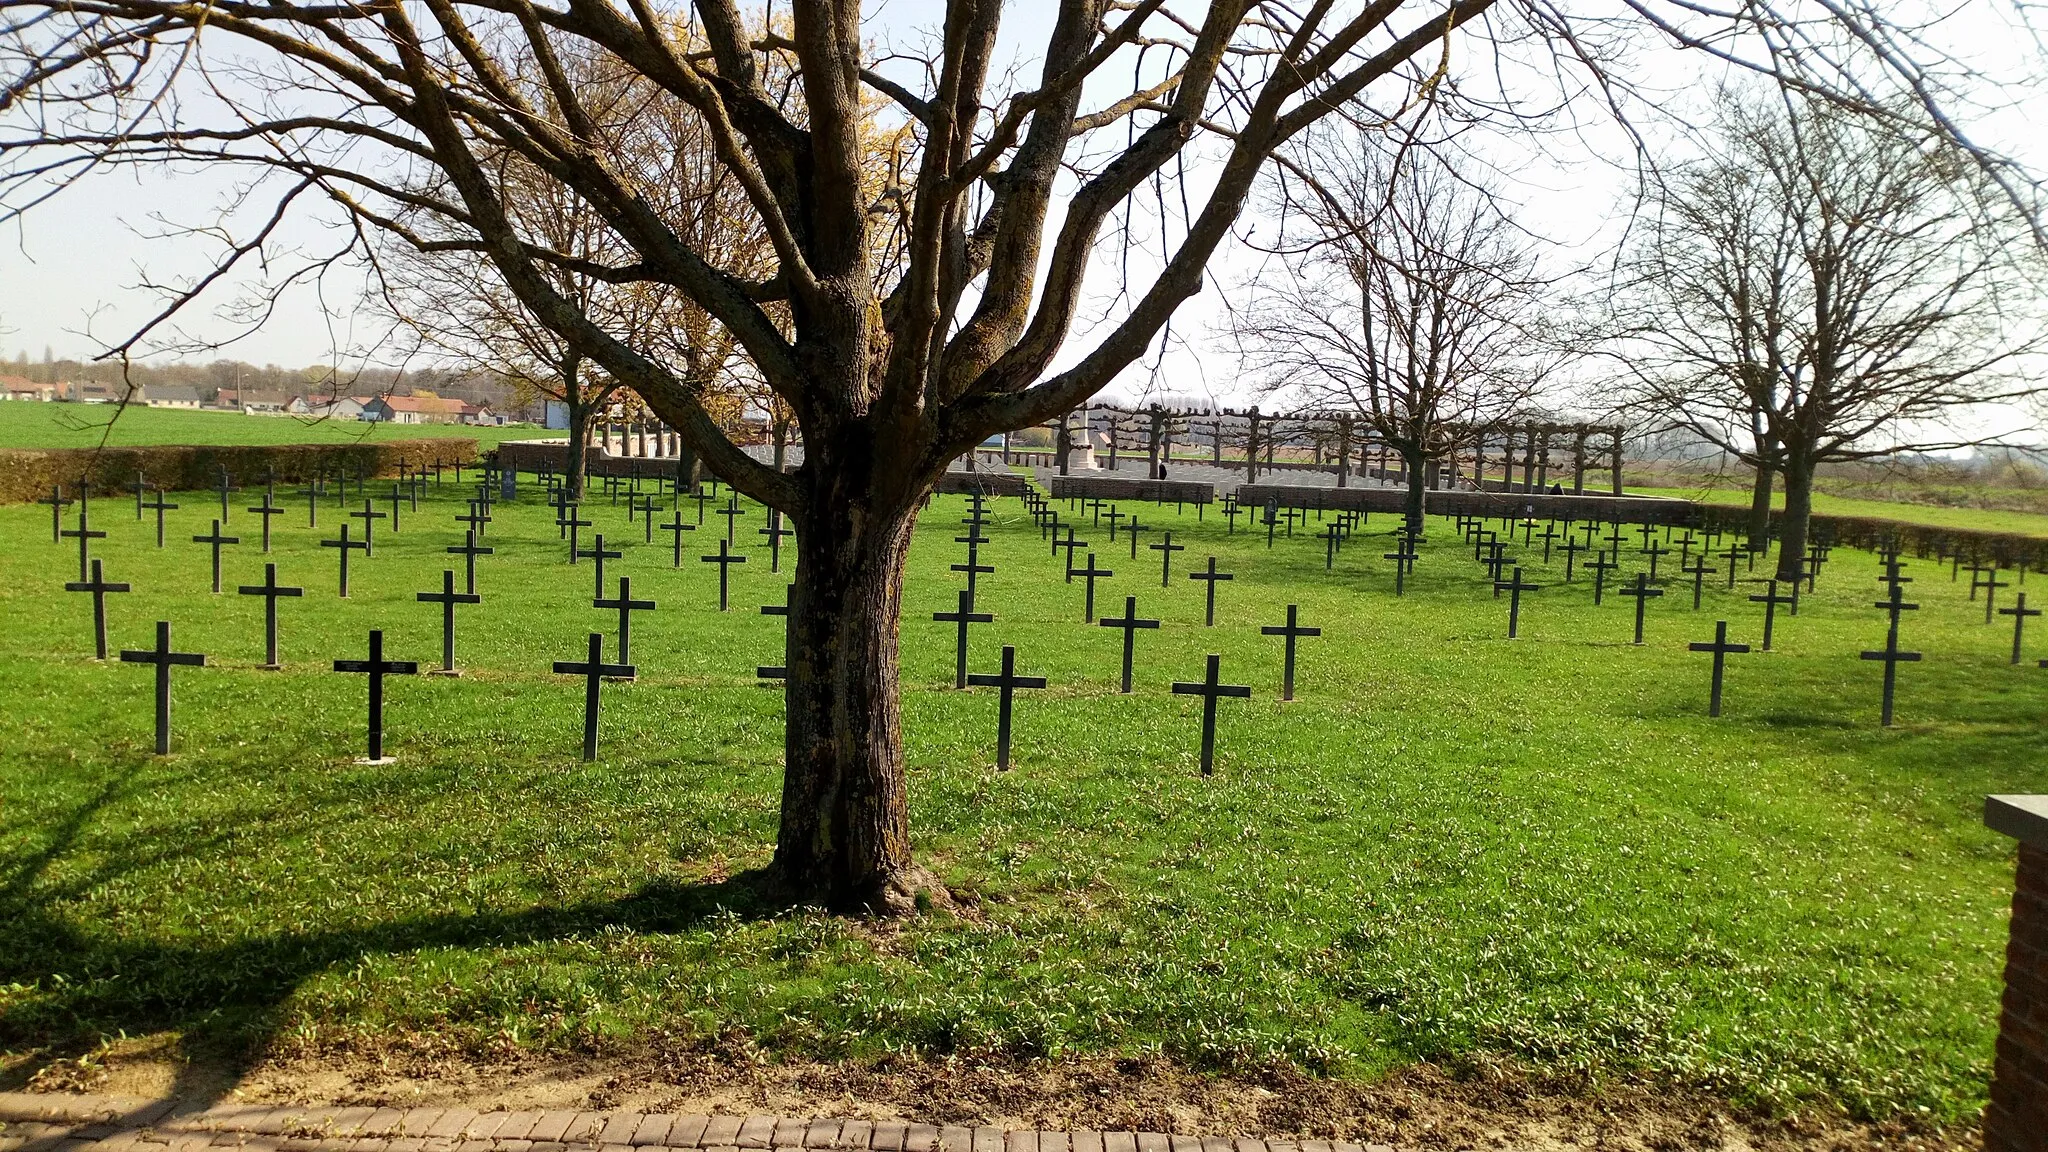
[3,476,2042,1128]
[0,401,547,450]
[1628,483,2048,538]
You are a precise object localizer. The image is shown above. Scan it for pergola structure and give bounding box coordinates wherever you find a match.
[1006,404,1627,496]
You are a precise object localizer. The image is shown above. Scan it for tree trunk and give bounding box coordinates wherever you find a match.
[1747,459,1775,553]
[1774,453,1814,584]
[565,399,592,501]
[776,486,941,913]
[1402,446,1428,536]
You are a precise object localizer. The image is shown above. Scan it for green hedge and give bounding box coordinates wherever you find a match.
[1,439,480,505]
[1701,505,2048,566]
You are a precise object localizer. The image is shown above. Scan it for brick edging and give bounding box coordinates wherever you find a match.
[0,1093,1390,1152]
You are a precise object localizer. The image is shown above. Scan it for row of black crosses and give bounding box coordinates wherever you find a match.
[936,489,1337,775]
[46,461,797,763]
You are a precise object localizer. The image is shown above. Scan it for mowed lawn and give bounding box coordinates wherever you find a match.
[0,400,544,450]
[2,475,2044,1126]
[1628,482,2048,538]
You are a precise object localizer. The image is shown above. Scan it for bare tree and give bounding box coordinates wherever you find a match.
[1607,88,2047,581]
[4,0,2042,911]
[1233,131,1550,534]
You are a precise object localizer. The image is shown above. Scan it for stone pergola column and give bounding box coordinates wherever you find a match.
[1986,794,2048,1151]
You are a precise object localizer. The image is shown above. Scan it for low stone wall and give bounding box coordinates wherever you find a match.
[1047,475,1214,505]
[1235,484,1696,523]
[0,438,477,504]
[936,470,1030,497]
[493,440,696,482]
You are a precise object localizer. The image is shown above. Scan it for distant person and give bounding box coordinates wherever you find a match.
[1549,483,1563,495]
[1158,463,1168,479]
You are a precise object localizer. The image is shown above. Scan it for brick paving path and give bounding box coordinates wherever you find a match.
[0,1093,1388,1152]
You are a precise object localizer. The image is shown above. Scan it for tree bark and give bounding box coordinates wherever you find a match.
[1774,452,1814,584]
[1401,445,1428,536]
[1747,458,1775,553]
[775,482,943,914]
[565,401,591,501]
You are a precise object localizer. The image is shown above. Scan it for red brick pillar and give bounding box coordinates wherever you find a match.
[1986,795,2048,1150]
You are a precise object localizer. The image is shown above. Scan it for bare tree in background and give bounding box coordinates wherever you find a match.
[1607,88,2047,582]
[5,0,2043,911]
[1233,131,1550,535]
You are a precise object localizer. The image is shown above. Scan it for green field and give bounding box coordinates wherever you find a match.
[2,475,2042,1128]
[0,400,545,450]
[1628,483,2048,538]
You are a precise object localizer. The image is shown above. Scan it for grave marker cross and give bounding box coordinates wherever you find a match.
[141,489,179,548]
[952,530,995,598]
[663,504,697,567]
[1493,567,1540,639]
[416,569,482,674]
[39,484,73,542]
[1172,654,1251,776]
[594,575,656,666]
[553,632,634,761]
[1189,556,1234,625]
[1682,557,1715,610]
[319,523,368,597]
[246,489,285,552]
[1717,544,1746,588]
[383,482,405,534]
[1124,517,1149,560]
[446,530,494,594]
[1103,506,1126,540]
[576,533,624,598]
[1260,604,1322,699]
[759,509,794,572]
[1999,592,2041,664]
[192,519,241,593]
[1585,552,1617,606]
[1618,572,1663,645]
[757,583,795,680]
[1982,567,2011,624]
[1381,540,1418,596]
[561,504,592,561]
[1149,530,1186,586]
[64,557,131,660]
[700,538,748,610]
[1747,580,1796,651]
[332,629,419,762]
[60,504,106,580]
[118,620,206,755]
[933,588,994,688]
[1098,594,1160,693]
[348,500,386,555]
[966,645,1047,772]
[214,467,241,524]
[1054,527,1088,578]
[237,561,303,668]
[717,495,745,544]
[1688,621,1751,717]
[1071,551,1114,621]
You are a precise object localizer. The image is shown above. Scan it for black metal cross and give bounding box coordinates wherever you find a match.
[1149,530,1185,586]
[383,482,405,534]
[416,569,482,674]
[1054,526,1088,578]
[692,483,714,524]
[1999,592,2041,664]
[1875,582,1920,633]
[701,538,748,610]
[1323,522,1343,570]
[348,500,387,555]
[1223,500,1241,535]
[65,557,131,660]
[1188,556,1234,625]
[1260,604,1322,699]
[1584,551,1617,606]
[1098,594,1159,693]
[1538,523,1560,564]
[553,632,635,761]
[39,483,72,542]
[1381,541,1418,596]
[1717,544,1746,588]
[758,583,794,680]
[576,532,624,598]
[966,645,1047,772]
[1747,579,1797,651]
[1058,550,1111,622]
[1102,506,1126,540]
[298,478,320,528]
[446,530,493,594]
[1640,540,1670,582]
[1688,620,1751,717]
[214,467,241,524]
[952,530,995,598]
[1682,557,1715,609]
[561,503,592,561]
[932,587,993,689]
[717,495,745,544]
[141,488,179,548]
[192,519,240,593]
[1860,627,1922,728]
[661,503,697,568]
[320,523,368,597]
[237,561,303,668]
[1618,572,1664,645]
[130,470,151,520]
[759,509,794,572]
[246,489,284,552]
[60,504,105,580]
[594,575,656,666]
[1982,567,2011,624]
[1124,516,1148,560]
[332,629,419,762]
[1172,654,1251,776]
[119,620,206,755]
[1493,566,1540,639]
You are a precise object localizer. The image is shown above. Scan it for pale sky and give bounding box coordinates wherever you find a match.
[1,1,2040,421]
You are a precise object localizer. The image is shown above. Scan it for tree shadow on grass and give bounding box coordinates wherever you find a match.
[0,769,791,1108]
